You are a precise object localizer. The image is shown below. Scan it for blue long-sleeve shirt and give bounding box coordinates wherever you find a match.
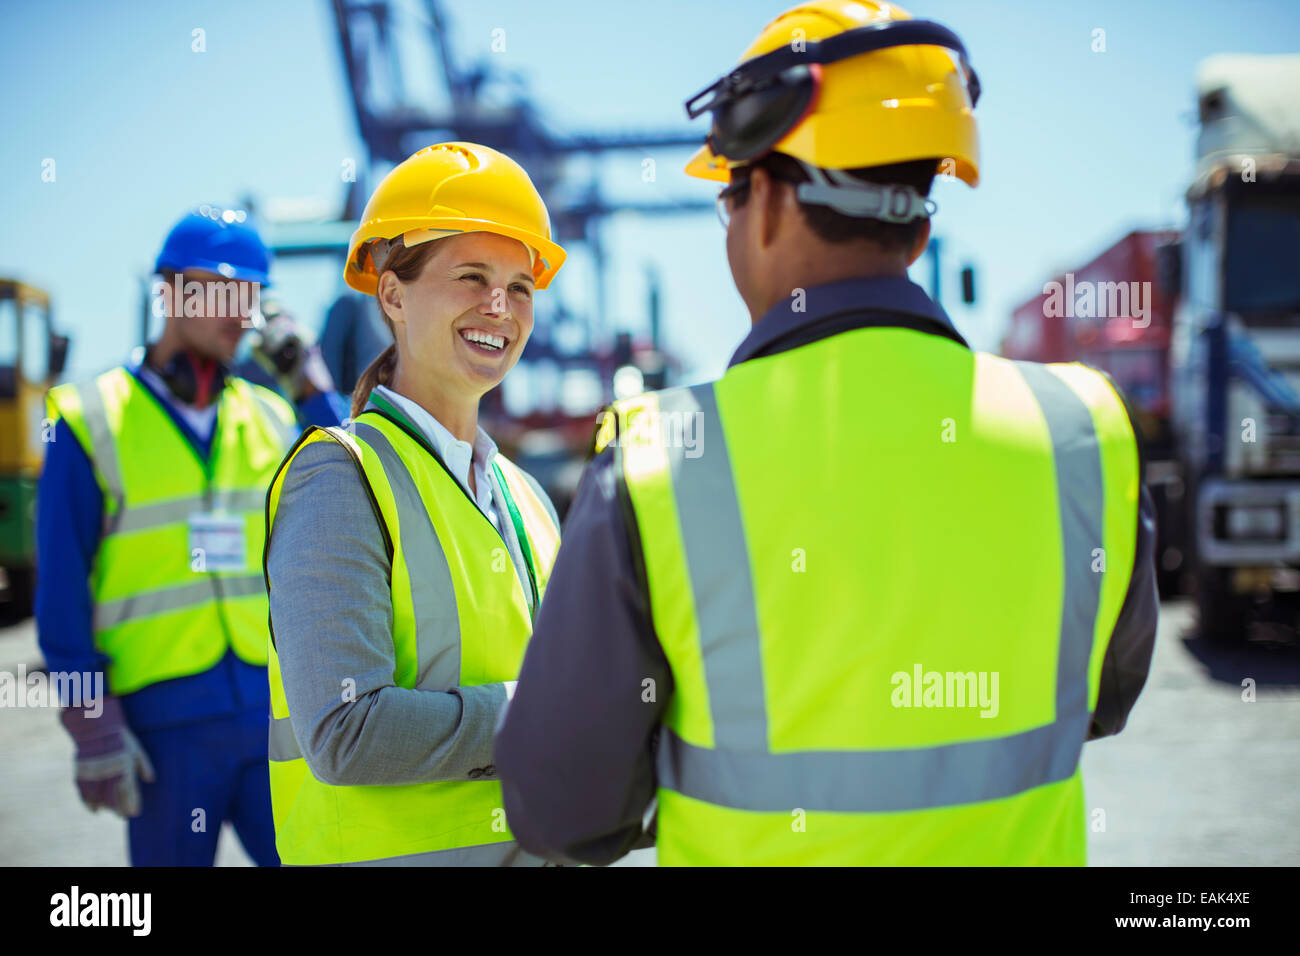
[35,364,345,732]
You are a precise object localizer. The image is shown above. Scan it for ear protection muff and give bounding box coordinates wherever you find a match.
[705,62,823,164]
[685,18,980,166]
[147,346,231,407]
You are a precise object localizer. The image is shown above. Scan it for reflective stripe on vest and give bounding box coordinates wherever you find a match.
[611,334,1139,865]
[75,373,125,514]
[93,573,268,631]
[248,388,296,451]
[284,841,547,867]
[264,413,561,865]
[46,367,296,694]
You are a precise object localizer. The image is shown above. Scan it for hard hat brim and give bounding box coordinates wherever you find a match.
[685,144,734,183]
[345,218,567,296]
[155,257,272,286]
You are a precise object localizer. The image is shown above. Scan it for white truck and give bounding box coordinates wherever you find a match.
[1168,54,1300,640]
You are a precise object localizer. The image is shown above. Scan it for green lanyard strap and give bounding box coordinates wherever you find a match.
[492,460,541,620]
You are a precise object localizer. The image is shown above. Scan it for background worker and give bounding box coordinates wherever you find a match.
[263,142,564,866]
[37,207,344,866]
[496,0,1159,866]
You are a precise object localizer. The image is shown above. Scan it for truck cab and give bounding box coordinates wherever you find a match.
[1168,54,1300,638]
[0,279,68,615]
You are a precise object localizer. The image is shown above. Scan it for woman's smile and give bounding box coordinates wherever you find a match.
[457,325,511,355]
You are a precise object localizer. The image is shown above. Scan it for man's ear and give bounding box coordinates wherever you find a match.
[906,218,932,267]
[748,167,787,250]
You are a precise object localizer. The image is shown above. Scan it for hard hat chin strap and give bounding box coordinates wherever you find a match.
[792,159,937,224]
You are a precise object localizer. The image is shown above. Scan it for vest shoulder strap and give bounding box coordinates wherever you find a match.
[597,384,709,468]
[1040,361,1143,482]
[263,423,396,653]
[1003,357,1142,699]
[242,379,297,424]
[231,378,298,449]
[46,366,136,507]
[266,423,393,559]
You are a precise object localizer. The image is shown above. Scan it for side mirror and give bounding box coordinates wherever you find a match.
[49,333,69,379]
[960,266,976,305]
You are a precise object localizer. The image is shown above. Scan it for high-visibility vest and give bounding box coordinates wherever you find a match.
[46,366,297,695]
[597,328,1141,866]
[264,408,560,865]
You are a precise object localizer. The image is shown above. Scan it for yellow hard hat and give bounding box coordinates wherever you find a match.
[683,0,980,186]
[345,142,567,295]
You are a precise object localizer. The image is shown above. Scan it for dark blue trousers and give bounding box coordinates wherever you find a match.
[128,707,279,866]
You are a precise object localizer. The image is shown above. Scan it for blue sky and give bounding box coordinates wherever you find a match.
[3,0,1299,383]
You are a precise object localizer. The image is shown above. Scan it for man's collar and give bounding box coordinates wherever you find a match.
[728,276,968,368]
[130,360,221,412]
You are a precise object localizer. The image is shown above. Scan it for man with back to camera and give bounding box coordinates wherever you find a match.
[495,0,1158,866]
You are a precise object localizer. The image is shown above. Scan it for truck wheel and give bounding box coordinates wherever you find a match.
[1156,549,1185,599]
[3,567,34,619]
[1195,566,1251,643]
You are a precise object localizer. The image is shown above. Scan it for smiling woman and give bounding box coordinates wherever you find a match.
[353,231,538,442]
[261,142,567,866]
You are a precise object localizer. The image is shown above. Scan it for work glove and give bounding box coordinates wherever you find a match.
[59,694,156,819]
[250,306,336,403]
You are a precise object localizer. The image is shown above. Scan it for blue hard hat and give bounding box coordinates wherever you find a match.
[154,205,272,286]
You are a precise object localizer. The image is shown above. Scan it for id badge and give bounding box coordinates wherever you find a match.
[189,512,248,572]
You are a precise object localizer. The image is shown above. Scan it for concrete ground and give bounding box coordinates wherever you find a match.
[0,616,653,867]
[0,616,254,867]
[1081,598,1300,866]
[1,599,1295,866]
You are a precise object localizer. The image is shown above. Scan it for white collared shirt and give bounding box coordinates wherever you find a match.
[373,384,500,529]
[371,384,537,612]
[137,364,218,441]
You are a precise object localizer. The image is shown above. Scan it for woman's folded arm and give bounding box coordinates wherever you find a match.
[267,438,509,787]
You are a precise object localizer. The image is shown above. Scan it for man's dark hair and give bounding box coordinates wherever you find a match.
[730,153,938,254]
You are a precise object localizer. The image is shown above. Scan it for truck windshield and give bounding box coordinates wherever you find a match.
[0,297,18,367]
[1225,200,1300,317]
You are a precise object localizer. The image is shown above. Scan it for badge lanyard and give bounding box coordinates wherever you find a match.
[492,460,540,619]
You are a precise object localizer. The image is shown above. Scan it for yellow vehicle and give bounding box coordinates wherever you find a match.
[0,280,68,615]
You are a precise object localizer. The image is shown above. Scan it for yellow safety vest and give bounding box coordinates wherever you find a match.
[264,404,560,865]
[46,365,297,695]
[598,328,1140,865]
